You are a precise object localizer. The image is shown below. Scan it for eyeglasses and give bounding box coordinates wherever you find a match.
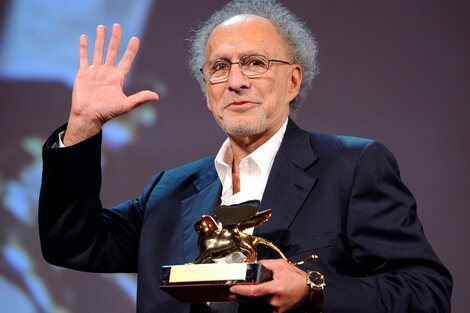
[200,55,293,83]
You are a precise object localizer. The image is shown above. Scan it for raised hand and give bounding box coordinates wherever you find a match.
[64,24,159,146]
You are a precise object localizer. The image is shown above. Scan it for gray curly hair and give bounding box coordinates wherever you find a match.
[188,0,319,112]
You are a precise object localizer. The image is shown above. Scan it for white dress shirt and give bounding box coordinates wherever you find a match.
[214,119,288,206]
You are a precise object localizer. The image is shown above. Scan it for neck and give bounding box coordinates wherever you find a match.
[227,131,269,195]
[227,120,287,194]
[227,129,271,162]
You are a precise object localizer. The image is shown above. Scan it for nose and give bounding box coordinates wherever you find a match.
[226,63,251,92]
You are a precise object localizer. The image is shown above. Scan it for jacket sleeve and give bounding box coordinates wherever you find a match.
[323,141,452,313]
[38,125,160,273]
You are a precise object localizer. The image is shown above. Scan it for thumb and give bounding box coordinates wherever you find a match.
[125,90,160,111]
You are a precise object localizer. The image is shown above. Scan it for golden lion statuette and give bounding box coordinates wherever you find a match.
[193,204,317,266]
[160,202,318,302]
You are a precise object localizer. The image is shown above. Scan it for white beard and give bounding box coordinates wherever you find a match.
[217,111,269,137]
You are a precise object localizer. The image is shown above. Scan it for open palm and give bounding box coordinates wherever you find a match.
[65,24,159,146]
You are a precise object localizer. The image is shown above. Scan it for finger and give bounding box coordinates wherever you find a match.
[258,258,288,271]
[230,281,275,297]
[117,36,140,76]
[105,23,122,66]
[124,90,160,112]
[258,259,278,267]
[78,34,89,69]
[91,25,106,65]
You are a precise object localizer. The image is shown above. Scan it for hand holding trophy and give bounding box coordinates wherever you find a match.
[160,202,320,302]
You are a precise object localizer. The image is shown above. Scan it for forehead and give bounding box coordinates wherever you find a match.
[205,14,289,60]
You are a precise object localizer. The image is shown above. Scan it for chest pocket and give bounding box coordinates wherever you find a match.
[282,230,338,261]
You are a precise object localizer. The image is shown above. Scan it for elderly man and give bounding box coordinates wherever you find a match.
[39,0,452,312]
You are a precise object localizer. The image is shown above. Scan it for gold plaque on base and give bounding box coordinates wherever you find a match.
[159,262,272,302]
[159,203,299,303]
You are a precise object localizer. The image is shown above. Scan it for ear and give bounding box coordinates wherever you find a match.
[287,64,302,103]
[287,65,302,101]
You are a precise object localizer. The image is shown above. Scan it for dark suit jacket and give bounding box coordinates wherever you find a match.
[39,120,452,312]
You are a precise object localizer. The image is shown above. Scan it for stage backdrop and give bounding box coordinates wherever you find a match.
[0,1,469,312]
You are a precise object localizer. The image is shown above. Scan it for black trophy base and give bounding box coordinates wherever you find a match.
[160,262,272,302]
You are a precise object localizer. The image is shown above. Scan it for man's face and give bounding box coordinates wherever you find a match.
[204,15,302,141]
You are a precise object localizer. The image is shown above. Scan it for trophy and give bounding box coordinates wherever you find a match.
[160,202,317,302]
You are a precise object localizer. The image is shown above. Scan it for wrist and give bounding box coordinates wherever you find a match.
[303,270,326,312]
[64,116,102,146]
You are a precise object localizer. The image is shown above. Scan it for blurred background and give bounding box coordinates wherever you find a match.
[0,1,468,312]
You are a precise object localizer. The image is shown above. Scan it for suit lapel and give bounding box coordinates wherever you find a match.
[258,120,319,256]
[178,120,318,262]
[180,169,222,263]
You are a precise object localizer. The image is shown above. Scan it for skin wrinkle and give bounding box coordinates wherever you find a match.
[204,15,301,159]
[188,2,317,111]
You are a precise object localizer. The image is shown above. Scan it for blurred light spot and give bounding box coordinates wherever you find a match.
[0,0,153,87]
[3,242,32,274]
[153,80,168,98]
[3,181,33,225]
[112,274,137,304]
[2,161,42,225]
[24,274,57,313]
[130,105,157,127]
[22,137,44,160]
[103,121,134,149]
[0,276,38,313]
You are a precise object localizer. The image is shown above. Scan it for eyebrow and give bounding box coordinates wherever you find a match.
[207,50,269,61]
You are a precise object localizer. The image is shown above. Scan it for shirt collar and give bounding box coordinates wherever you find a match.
[214,119,288,184]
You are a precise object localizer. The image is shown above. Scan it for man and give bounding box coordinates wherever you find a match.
[38,0,452,312]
